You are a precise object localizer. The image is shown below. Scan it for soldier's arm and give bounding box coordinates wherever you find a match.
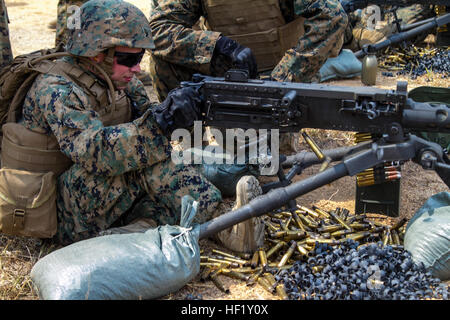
[271,0,348,82]
[149,0,221,72]
[23,75,171,176]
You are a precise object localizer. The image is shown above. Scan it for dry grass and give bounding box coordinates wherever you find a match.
[1,0,449,300]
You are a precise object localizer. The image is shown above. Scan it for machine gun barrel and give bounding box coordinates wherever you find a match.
[354,13,450,59]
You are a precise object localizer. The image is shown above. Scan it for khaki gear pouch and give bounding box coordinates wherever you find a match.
[0,168,57,238]
[1,122,73,176]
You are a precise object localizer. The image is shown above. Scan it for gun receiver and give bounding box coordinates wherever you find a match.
[187,70,450,138]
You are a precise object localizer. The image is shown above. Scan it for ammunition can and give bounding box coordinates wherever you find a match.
[278,241,297,267]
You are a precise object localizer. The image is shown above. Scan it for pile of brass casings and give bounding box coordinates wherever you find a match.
[354,132,402,187]
[379,45,450,79]
[200,204,407,299]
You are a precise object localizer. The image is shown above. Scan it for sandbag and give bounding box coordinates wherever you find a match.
[404,192,450,280]
[319,49,362,82]
[30,195,201,300]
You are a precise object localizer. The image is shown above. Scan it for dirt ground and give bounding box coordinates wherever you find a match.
[0,0,448,300]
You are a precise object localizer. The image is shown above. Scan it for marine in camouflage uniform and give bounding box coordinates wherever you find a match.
[345,4,435,50]
[148,0,348,102]
[55,0,89,47]
[19,0,222,245]
[0,0,12,68]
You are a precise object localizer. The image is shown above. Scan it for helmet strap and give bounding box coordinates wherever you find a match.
[97,47,115,76]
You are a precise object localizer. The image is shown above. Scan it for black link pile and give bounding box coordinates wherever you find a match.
[275,240,449,300]
[379,46,450,79]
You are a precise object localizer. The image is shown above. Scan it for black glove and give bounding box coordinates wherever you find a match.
[214,36,258,78]
[153,86,202,135]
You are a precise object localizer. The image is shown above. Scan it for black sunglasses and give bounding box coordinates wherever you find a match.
[114,49,145,67]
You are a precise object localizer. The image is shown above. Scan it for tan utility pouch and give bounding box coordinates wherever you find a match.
[0,168,57,238]
[1,122,72,176]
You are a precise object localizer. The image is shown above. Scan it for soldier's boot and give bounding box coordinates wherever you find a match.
[214,175,265,253]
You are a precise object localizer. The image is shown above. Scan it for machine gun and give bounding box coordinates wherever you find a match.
[340,0,449,14]
[187,70,449,237]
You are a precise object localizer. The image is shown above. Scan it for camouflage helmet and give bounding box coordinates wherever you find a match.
[66,0,155,57]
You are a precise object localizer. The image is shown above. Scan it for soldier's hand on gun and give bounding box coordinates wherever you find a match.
[214,36,258,78]
[153,86,202,135]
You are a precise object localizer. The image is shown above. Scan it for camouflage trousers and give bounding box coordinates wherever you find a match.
[0,0,12,69]
[55,0,89,47]
[54,158,222,245]
[345,5,435,51]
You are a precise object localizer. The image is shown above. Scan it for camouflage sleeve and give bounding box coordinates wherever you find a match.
[271,0,348,82]
[149,0,221,72]
[126,75,154,118]
[22,74,171,176]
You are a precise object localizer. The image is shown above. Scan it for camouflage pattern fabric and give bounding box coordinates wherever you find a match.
[347,5,435,51]
[149,0,348,101]
[0,0,12,68]
[21,56,222,245]
[55,0,89,47]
